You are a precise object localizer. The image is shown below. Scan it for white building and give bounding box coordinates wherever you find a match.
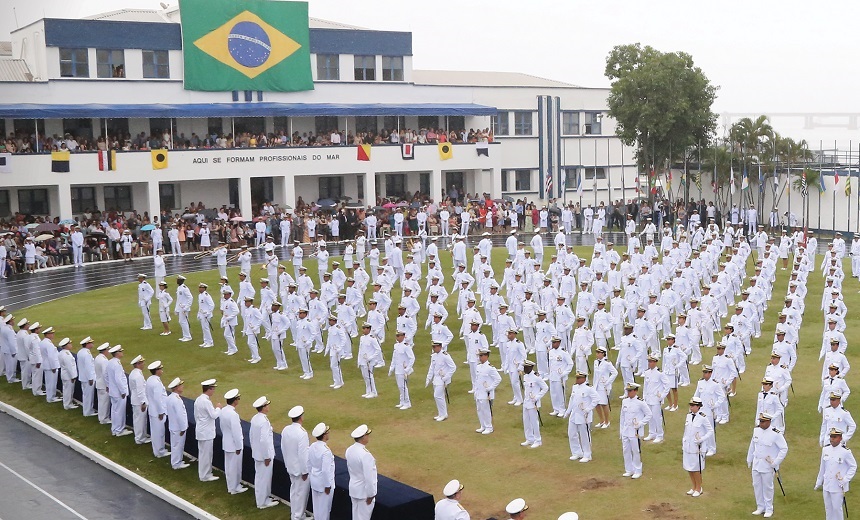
[0,6,635,219]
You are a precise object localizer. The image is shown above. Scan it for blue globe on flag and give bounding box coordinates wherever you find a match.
[227,21,271,68]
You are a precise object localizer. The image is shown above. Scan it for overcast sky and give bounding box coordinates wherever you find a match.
[5,0,860,145]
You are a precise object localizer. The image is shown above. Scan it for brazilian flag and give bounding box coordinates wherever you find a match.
[179,0,313,92]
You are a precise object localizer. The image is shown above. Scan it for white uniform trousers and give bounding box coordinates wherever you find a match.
[31,365,44,395]
[823,490,845,520]
[44,369,58,401]
[508,372,523,404]
[255,232,265,247]
[523,407,541,443]
[460,221,469,236]
[288,473,310,520]
[468,361,477,390]
[351,497,375,520]
[584,216,593,234]
[439,221,448,236]
[254,459,273,507]
[272,338,287,369]
[549,379,566,414]
[140,303,152,329]
[61,378,76,409]
[523,327,536,352]
[568,422,592,458]
[223,325,238,354]
[97,388,110,422]
[198,439,214,480]
[619,366,635,388]
[110,395,127,435]
[330,356,344,387]
[73,245,83,265]
[751,469,775,514]
[297,347,313,377]
[224,450,243,493]
[218,264,228,278]
[647,403,664,438]
[360,366,376,395]
[433,383,447,418]
[5,353,18,383]
[621,434,643,474]
[132,404,149,443]
[170,240,181,256]
[246,332,261,361]
[169,430,186,468]
[311,489,333,520]
[81,381,95,416]
[395,373,410,407]
[178,311,192,339]
[199,316,214,346]
[150,415,168,456]
[20,360,31,389]
[535,350,549,378]
[476,398,493,431]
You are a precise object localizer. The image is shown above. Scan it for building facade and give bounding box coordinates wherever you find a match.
[0,6,636,219]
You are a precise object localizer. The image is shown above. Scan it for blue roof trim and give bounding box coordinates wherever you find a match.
[41,19,411,56]
[310,28,412,57]
[0,103,497,119]
[43,19,183,51]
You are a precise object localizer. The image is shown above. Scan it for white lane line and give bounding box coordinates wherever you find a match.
[0,460,89,520]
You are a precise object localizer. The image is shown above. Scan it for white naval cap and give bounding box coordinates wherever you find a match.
[137,273,146,278]
[558,514,579,520]
[108,345,123,354]
[130,355,145,365]
[42,326,54,334]
[79,336,93,345]
[351,424,372,439]
[201,378,217,387]
[167,377,183,389]
[28,321,41,331]
[148,360,163,371]
[288,405,304,419]
[505,498,529,515]
[443,479,464,497]
[58,338,71,348]
[312,422,330,438]
[224,388,240,400]
[97,342,110,352]
[17,318,28,327]
[2,315,12,324]
[253,396,270,408]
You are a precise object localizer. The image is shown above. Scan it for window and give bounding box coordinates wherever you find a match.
[18,189,49,215]
[315,116,339,135]
[564,167,579,190]
[382,56,403,81]
[354,55,376,81]
[70,187,96,214]
[316,54,339,80]
[385,174,406,197]
[96,49,124,78]
[562,112,580,135]
[420,173,430,195]
[447,116,465,132]
[585,167,606,180]
[103,185,132,211]
[142,50,170,79]
[234,117,264,134]
[208,117,223,137]
[501,170,509,192]
[160,183,177,211]
[59,48,89,78]
[515,170,532,191]
[383,116,406,132]
[0,190,9,217]
[318,177,343,200]
[584,112,602,135]
[354,116,377,134]
[63,119,93,141]
[492,111,509,136]
[357,174,364,200]
[150,118,171,138]
[514,111,533,136]
[418,116,439,130]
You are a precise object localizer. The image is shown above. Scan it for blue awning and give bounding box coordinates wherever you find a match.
[0,103,497,119]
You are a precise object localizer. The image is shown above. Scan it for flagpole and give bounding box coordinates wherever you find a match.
[848,140,852,233]
[578,138,583,214]
[698,140,702,201]
[594,138,598,207]
[834,139,837,233]
[818,140,823,232]
[607,137,612,219]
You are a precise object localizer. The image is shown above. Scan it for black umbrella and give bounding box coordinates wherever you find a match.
[410,201,421,208]
[317,198,336,207]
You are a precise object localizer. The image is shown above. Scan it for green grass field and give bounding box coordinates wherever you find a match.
[0,244,850,519]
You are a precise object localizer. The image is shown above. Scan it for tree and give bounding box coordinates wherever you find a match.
[605,43,718,203]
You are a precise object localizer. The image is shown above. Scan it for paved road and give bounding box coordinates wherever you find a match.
[0,411,193,520]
